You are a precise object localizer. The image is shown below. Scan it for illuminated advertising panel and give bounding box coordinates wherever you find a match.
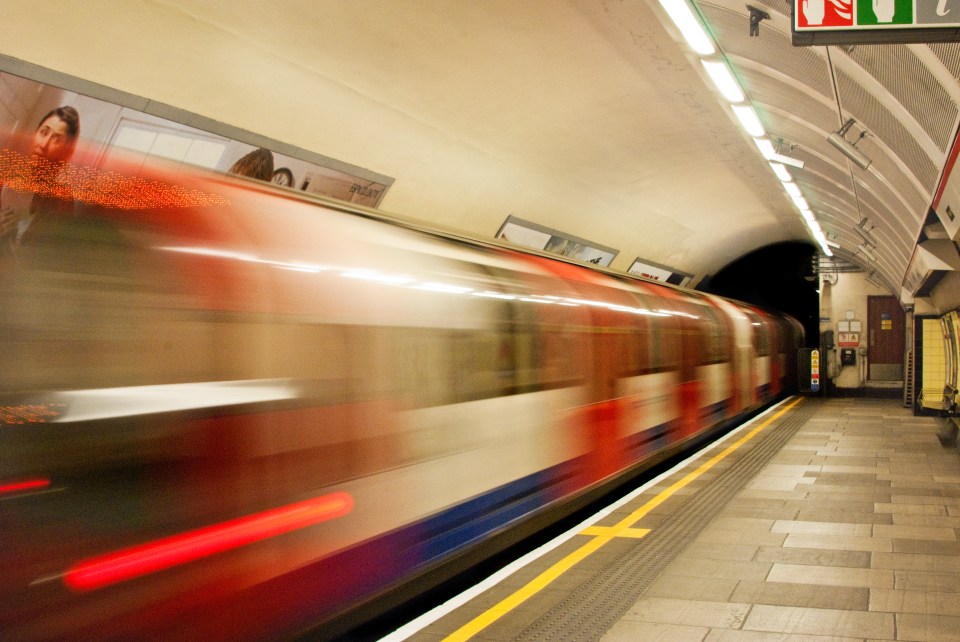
[496,215,618,267]
[627,258,692,287]
[0,68,392,208]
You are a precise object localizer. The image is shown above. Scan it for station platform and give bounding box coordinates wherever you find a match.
[387,396,960,642]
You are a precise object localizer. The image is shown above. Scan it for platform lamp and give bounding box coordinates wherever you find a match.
[828,119,872,170]
[854,218,877,244]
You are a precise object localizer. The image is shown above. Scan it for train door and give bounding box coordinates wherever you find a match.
[704,295,752,414]
[649,286,705,440]
[759,311,782,398]
[867,296,905,382]
[507,256,628,487]
[698,298,735,425]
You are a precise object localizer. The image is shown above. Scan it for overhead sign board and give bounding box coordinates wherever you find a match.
[793,0,960,45]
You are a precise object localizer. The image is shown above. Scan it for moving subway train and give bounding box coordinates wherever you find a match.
[0,139,802,641]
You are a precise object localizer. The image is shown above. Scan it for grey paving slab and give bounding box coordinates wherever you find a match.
[754,546,872,568]
[794,509,893,525]
[601,620,708,641]
[895,613,960,641]
[869,588,960,616]
[767,563,893,588]
[893,570,960,592]
[618,596,750,629]
[872,552,960,572]
[705,631,863,642]
[731,580,869,610]
[742,604,894,638]
[891,538,960,555]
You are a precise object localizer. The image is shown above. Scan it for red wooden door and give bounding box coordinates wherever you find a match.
[867,296,904,381]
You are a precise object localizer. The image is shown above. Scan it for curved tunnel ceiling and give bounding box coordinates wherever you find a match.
[690,0,960,296]
[1,0,959,305]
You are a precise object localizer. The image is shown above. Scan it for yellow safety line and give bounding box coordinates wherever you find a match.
[442,396,804,642]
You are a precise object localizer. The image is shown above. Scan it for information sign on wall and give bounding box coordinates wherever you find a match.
[838,332,860,346]
[793,0,960,45]
[811,349,820,392]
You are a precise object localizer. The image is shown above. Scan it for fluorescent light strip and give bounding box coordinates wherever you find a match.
[769,162,792,182]
[661,2,832,259]
[702,60,744,102]
[770,152,804,170]
[753,137,776,159]
[659,0,715,55]
[732,105,764,137]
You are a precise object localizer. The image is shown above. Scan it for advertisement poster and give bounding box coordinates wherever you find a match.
[496,215,617,267]
[0,70,390,208]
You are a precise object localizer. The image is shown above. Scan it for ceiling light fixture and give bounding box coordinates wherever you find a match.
[753,137,775,158]
[854,217,876,243]
[866,271,883,288]
[732,105,765,137]
[656,1,828,257]
[770,152,805,170]
[753,138,805,169]
[828,118,872,170]
[659,0,716,55]
[857,243,877,261]
[769,162,792,182]
[702,60,745,102]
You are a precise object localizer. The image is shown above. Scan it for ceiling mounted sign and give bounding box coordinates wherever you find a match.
[792,0,960,44]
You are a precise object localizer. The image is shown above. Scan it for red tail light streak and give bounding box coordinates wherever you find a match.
[0,478,51,495]
[63,492,354,592]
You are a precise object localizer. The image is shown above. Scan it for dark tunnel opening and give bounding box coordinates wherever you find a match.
[697,241,820,349]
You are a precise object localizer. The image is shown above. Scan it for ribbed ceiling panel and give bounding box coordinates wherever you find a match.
[836,69,938,194]
[698,4,833,99]
[928,43,960,83]
[847,44,956,153]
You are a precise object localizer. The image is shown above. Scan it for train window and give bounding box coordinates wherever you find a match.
[651,320,681,372]
[538,327,584,388]
[744,311,770,356]
[453,326,519,401]
[624,329,645,377]
[698,305,732,363]
[387,328,446,407]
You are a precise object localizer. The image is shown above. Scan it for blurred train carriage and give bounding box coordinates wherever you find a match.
[0,139,802,641]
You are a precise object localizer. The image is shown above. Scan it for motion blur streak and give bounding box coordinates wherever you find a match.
[0,478,51,495]
[0,404,65,423]
[0,148,227,209]
[50,379,301,423]
[63,492,354,592]
[0,137,802,638]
